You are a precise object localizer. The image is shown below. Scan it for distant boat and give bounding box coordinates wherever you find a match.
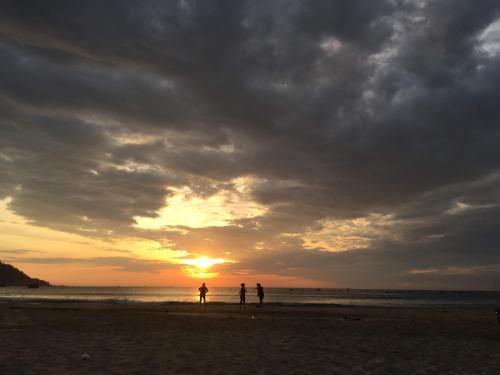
[28,283,39,288]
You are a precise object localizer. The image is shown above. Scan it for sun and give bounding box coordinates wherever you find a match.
[183,256,225,270]
[181,256,225,279]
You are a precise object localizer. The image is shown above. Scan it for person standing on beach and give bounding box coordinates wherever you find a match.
[256,283,264,306]
[198,282,208,304]
[239,283,247,307]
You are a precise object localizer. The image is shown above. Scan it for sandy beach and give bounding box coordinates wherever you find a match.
[1,302,499,374]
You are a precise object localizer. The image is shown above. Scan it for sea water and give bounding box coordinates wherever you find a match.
[1,286,499,308]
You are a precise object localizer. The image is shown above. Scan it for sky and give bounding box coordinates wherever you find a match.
[1,0,500,288]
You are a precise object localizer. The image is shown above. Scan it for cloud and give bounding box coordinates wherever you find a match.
[6,256,174,273]
[1,0,500,287]
[0,249,36,255]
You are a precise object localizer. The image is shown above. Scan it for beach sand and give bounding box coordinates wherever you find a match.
[1,302,499,374]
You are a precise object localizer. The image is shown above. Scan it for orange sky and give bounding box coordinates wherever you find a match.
[0,196,334,287]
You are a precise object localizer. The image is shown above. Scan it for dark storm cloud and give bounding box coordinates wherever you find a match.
[0,42,204,130]
[220,205,500,289]
[1,0,500,287]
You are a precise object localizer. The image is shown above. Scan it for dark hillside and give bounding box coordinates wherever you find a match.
[0,261,50,286]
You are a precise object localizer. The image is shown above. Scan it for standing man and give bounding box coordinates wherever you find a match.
[256,283,264,307]
[198,282,209,304]
[239,283,247,307]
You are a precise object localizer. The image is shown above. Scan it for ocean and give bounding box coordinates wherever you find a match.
[1,286,499,308]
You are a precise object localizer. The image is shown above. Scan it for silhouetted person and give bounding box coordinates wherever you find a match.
[256,283,264,306]
[198,282,208,304]
[239,283,247,307]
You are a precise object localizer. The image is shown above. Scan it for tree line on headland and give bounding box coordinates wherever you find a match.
[0,261,50,287]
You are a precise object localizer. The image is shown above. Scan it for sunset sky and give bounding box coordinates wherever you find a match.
[1,1,500,288]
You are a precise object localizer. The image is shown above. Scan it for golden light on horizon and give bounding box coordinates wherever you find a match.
[183,256,225,269]
[181,256,226,279]
[185,269,219,279]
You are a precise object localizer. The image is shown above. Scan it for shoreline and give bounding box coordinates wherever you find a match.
[3,284,500,291]
[1,297,499,311]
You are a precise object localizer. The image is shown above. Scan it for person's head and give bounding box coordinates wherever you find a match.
[256,283,261,287]
[202,282,206,286]
[241,283,245,287]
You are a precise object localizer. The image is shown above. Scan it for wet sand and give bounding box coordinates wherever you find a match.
[1,302,499,374]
